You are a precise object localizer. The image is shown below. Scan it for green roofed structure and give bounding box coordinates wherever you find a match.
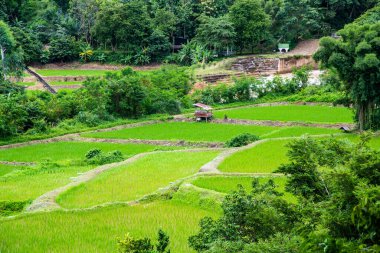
[278,43,290,53]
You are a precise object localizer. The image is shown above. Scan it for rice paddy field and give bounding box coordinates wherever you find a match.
[0,201,216,253]
[191,176,297,202]
[0,104,377,252]
[35,69,117,77]
[0,142,163,163]
[82,122,341,142]
[57,151,220,208]
[219,139,290,173]
[49,81,83,86]
[214,105,354,123]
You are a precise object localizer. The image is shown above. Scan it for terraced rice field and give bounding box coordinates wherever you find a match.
[49,81,83,86]
[191,176,296,202]
[35,69,117,77]
[0,142,162,163]
[0,104,376,253]
[219,139,290,173]
[214,105,354,123]
[57,151,220,208]
[82,122,340,142]
[0,201,215,253]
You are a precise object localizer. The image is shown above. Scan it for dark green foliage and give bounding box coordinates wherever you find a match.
[189,180,297,252]
[314,22,380,130]
[0,200,30,216]
[0,0,376,66]
[190,135,380,252]
[10,25,43,63]
[225,133,259,147]
[85,149,123,165]
[85,148,101,160]
[0,66,191,139]
[118,229,170,253]
[229,0,270,53]
[195,15,236,54]
[48,35,81,62]
[353,2,380,25]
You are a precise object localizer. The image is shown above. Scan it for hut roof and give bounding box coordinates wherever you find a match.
[193,103,213,110]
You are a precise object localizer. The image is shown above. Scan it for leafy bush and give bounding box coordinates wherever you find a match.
[85,149,102,160]
[118,229,170,253]
[225,133,259,147]
[85,149,124,165]
[75,111,102,127]
[192,67,313,105]
[0,200,30,216]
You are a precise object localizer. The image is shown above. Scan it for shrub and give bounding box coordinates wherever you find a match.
[225,133,260,147]
[85,149,102,160]
[75,111,102,127]
[0,200,31,216]
[118,229,170,253]
[85,149,124,165]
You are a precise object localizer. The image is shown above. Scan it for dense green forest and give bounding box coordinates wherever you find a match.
[0,0,379,140]
[0,0,378,69]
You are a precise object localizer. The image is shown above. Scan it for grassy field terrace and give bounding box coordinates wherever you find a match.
[35,69,117,77]
[82,121,341,143]
[214,104,354,123]
[0,103,377,253]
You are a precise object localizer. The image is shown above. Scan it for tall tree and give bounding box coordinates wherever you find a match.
[93,0,152,51]
[314,23,380,130]
[0,21,23,80]
[69,0,99,45]
[229,0,270,53]
[153,8,177,51]
[195,15,236,54]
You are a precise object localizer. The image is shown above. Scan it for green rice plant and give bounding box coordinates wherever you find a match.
[35,69,117,77]
[219,139,290,173]
[0,164,18,177]
[82,122,339,142]
[49,81,83,86]
[171,183,225,212]
[0,165,94,202]
[57,151,220,208]
[0,166,94,201]
[191,176,296,202]
[16,82,35,86]
[214,105,354,123]
[261,126,341,138]
[0,201,216,253]
[0,142,161,163]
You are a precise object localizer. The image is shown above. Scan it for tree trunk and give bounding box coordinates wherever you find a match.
[358,103,365,132]
[0,45,6,80]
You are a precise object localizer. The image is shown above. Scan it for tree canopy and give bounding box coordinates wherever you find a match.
[314,23,380,130]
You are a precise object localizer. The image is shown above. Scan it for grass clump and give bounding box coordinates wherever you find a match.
[0,200,31,216]
[225,133,259,147]
[85,149,124,165]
